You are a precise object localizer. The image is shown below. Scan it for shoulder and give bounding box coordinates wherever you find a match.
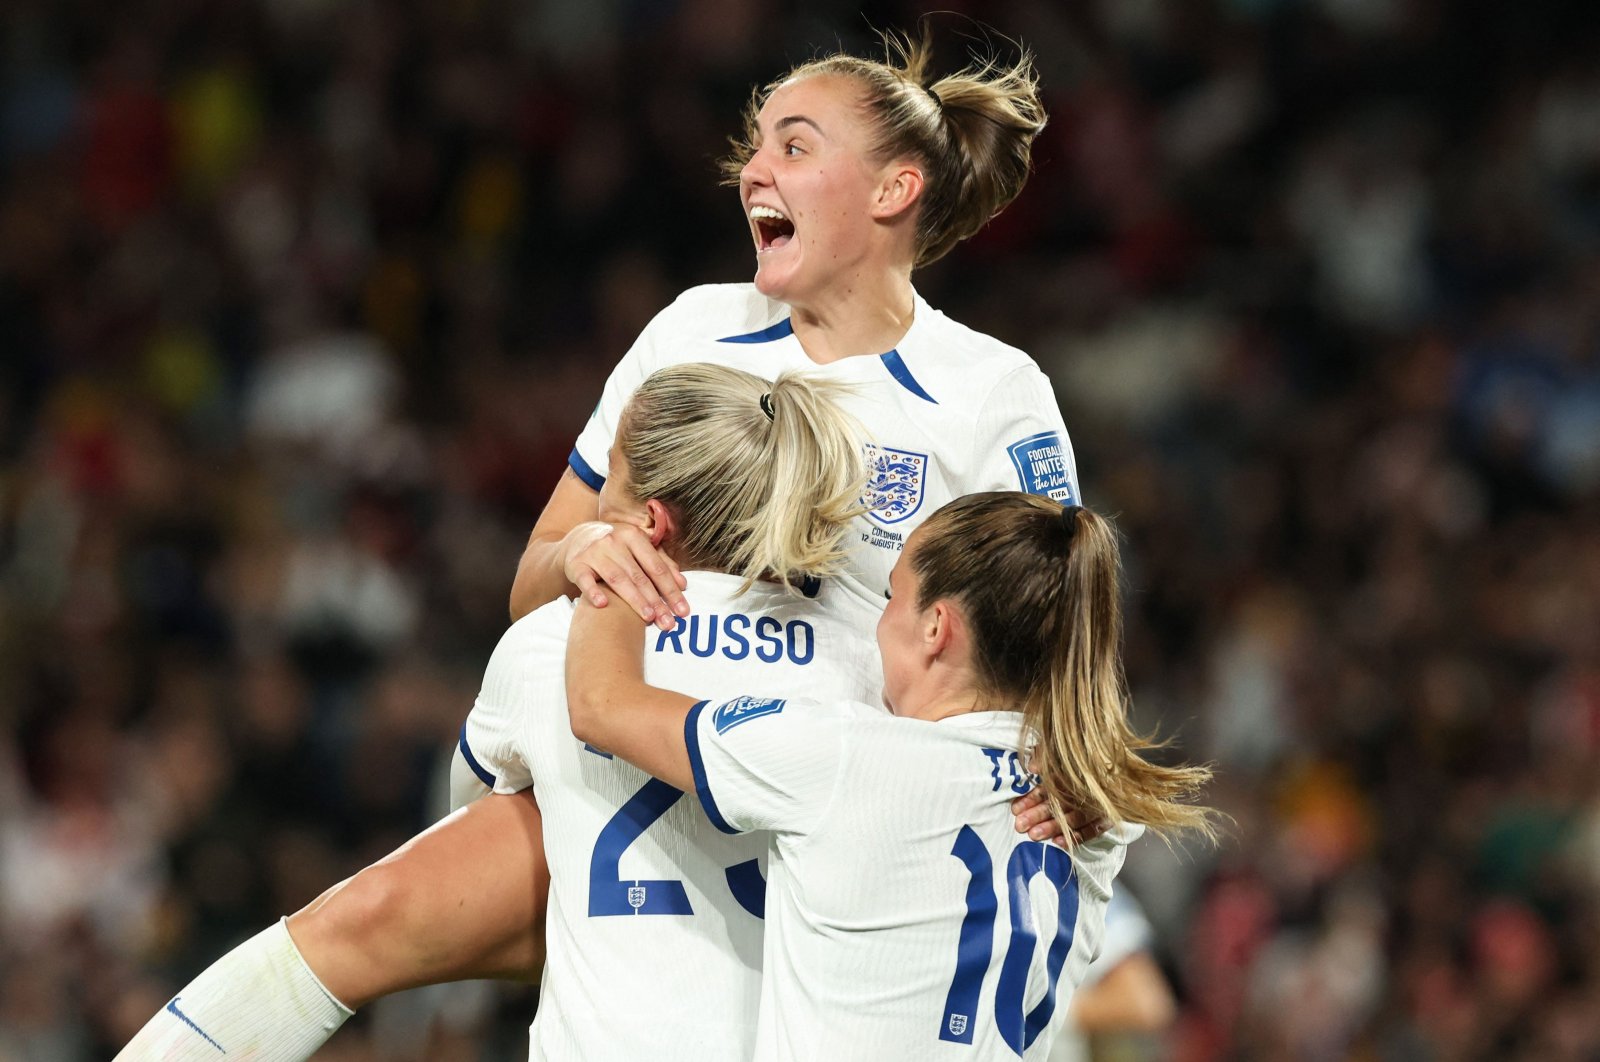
[901,298,1060,424]
[474,597,573,717]
[910,296,1042,377]
[650,283,785,339]
[491,598,574,667]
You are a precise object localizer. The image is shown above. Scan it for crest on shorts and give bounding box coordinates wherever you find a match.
[948,1014,969,1037]
[863,443,929,525]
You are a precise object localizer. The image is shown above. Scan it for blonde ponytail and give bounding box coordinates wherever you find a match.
[617,364,865,592]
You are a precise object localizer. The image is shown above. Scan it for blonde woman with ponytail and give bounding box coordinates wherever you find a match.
[566,491,1214,1060]
[120,364,890,1061]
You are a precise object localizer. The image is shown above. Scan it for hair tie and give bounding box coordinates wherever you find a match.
[923,83,943,110]
[759,393,776,421]
[1059,504,1082,544]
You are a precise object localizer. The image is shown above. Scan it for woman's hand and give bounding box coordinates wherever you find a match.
[1012,789,1111,849]
[562,522,688,632]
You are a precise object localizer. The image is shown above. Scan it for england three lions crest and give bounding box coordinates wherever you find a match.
[863,443,929,525]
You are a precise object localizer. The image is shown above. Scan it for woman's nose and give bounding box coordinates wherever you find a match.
[740,148,770,189]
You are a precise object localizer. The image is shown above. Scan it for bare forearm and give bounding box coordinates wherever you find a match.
[510,467,603,621]
[566,599,696,789]
[565,599,651,747]
[510,531,578,621]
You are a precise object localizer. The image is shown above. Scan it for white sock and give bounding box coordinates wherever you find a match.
[116,917,354,1061]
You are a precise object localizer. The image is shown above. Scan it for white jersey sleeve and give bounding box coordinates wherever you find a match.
[455,599,574,803]
[1080,888,1154,987]
[972,364,1079,504]
[685,697,847,836]
[569,292,694,488]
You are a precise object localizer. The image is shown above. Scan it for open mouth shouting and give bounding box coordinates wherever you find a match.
[750,205,795,252]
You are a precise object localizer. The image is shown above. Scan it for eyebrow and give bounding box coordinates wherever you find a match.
[772,115,826,138]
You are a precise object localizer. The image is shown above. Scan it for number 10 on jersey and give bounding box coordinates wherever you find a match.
[940,826,1079,1055]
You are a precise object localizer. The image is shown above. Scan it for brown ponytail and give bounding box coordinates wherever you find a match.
[912,493,1217,841]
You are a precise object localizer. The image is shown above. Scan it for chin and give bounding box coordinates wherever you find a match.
[752,264,789,300]
[753,252,806,302]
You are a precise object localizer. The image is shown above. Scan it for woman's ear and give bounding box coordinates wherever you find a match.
[643,498,676,548]
[926,600,969,663]
[871,162,926,221]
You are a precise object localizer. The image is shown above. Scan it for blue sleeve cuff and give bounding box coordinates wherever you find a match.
[458,722,496,788]
[685,701,739,835]
[568,447,606,491]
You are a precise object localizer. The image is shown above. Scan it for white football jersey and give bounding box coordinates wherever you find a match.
[685,696,1142,1062]
[572,284,1079,611]
[458,572,884,1062]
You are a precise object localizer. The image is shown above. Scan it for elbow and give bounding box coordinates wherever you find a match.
[566,684,606,746]
[1124,964,1178,1031]
[569,713,598,747]
[1133,988,1177,1032]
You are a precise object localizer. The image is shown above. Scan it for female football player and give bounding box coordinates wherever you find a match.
[513,30,1077,627]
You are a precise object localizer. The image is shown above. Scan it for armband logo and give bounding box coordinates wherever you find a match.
[713,695,786,734]
[1006,431,1076,503]
[862,442,929,525]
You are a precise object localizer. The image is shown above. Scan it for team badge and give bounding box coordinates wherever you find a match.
[863,443,929,524]
[628,886,647,909]
[1006,431,1077,503]
[948,1014,969,1037]
[713,695,786,734]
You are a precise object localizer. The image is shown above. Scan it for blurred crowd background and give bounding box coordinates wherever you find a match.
[2,0,1598,1058]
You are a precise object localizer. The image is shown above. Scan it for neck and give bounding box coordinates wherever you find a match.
[892,665,987,723]
[910,694,986,723]
[788,267,916,364]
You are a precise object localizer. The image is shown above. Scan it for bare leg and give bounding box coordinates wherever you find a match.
[287,789,549,1009]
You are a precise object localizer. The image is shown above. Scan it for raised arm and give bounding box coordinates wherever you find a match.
[510,468,688,629]
[564,597,696,789]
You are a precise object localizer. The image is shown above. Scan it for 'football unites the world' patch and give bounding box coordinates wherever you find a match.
[712,696,786,734]
[1006,431,1076,503]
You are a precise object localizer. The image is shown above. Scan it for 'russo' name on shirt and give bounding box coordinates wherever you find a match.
[653,614,815,666]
